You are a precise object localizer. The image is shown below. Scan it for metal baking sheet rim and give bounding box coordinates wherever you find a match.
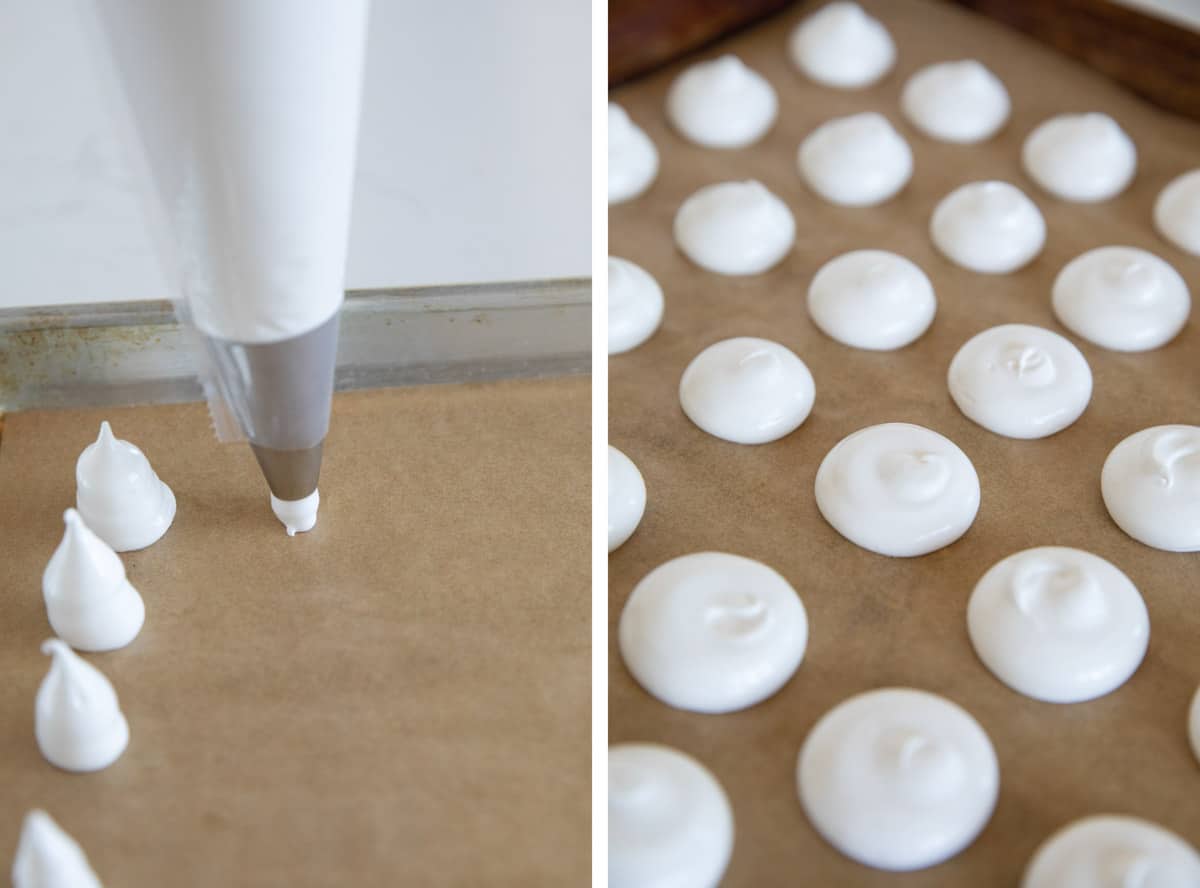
[0,278,591,413]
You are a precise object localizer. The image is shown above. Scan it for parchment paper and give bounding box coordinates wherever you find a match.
[0,376,590,887]
[609,1,1200,884]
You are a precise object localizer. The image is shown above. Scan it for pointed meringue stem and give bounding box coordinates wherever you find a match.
[41,638,72,659]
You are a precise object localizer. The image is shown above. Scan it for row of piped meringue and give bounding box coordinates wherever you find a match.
[14,423,178,885]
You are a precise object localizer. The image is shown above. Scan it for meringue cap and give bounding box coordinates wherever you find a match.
[75,421,175,552]
[36,639,129,773]
[12,810,103,888]
[43,510,145,652]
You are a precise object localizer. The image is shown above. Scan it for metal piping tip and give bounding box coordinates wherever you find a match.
[250,442,324,502]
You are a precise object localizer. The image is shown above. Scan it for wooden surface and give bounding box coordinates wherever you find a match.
[956,0,1200,121]
[609,0,1200,884]
[0,378,590,887]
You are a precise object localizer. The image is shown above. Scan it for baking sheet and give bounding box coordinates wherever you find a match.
[608,0,1200,884]
[0,377,590,887]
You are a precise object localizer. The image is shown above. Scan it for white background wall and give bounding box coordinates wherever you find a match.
[0,0,591,309]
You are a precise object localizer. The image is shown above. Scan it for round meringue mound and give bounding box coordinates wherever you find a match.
[901,60,1010,143]
[1051,246,1191,352]
[930,180,1046,274]
[666,54,777,149]
[1154,168,1200,257]
[807,250,936,350]
[608,256,664,355]
[674,180,796,275]
[789,1,895,89]
[798,112,912,207]
[1022,112,1137,202]
[608,103,658,204]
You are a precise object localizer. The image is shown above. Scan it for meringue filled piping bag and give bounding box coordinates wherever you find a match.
[80,0,370,534]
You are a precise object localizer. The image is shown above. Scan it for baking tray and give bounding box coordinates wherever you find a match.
[608,0,1200,884]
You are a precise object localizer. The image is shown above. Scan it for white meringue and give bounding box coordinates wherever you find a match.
[815,423,980,557]
[674,181,795,275]
[948,324,1092,439]
[1022,113,1136,203]
[608,257,664,355]
[666,54,777,149]
[43,510,144,652]
[1022,816,1200,888]
[36,639,129,773]
[679,337,816,445]
[1052,246,1190,352]
[807,250,936,350]
[1101,425,1200,552]
[619,552,808,713]
[789,2,895,89]
[1154,169,1200,257]
[75,421,175,552]
[12,810,104,888]
[609,103,659,205]
[931,181,1046,274]
[967,547,1149,703]
[270,489,320,537]
[797,688,999,871]
[798,112,912,207]
[609,743,734,888]
[901,60,1010,143]
[608,446,646,553]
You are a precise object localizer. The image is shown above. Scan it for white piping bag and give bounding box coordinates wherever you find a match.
[79,0,370,534]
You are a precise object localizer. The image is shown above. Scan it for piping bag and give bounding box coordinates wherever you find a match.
[79,0,370,535]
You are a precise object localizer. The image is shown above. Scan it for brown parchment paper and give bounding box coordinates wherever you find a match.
[0,377,590,887]
[609,1,1200,884]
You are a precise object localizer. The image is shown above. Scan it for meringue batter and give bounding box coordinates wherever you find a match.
[947,324,1092,439]
[674,181,795,275]
[608,446,646,553]
[43,509,145,652]
[1022,113,1137,203]
[666,55,777,149]
[788,2,895,89]
[807,249,936,350]
[36,639,129,773]
[609,103,659,205]
[967,547,1149,703]
[1154,168,1200,257]
[619,552,808,713]
[608,257,665,355]
[815,423,980,557]
[1052,246,1191,352]
[1101,425,1200,552]
[798,112,913,207]
[797,688,999,871]
[679,337,816,444]
[930,181,1046,274]
[901,60,1010,143]
[609,743,734,888]
[1022,816,1200,888]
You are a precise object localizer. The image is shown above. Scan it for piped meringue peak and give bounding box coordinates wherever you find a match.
[609,103,659,204]
[76,421,176,552]
[1022,112,1137,203]
[36,639,129,773]
[901,60,1010,144]
[12,810,104,888]
[666,54,778,149]
[1022,816,1200,888]
[789,2,895,89]
[43,509,145,652]
[271,489,321,537]
[1154,169,1200,256]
